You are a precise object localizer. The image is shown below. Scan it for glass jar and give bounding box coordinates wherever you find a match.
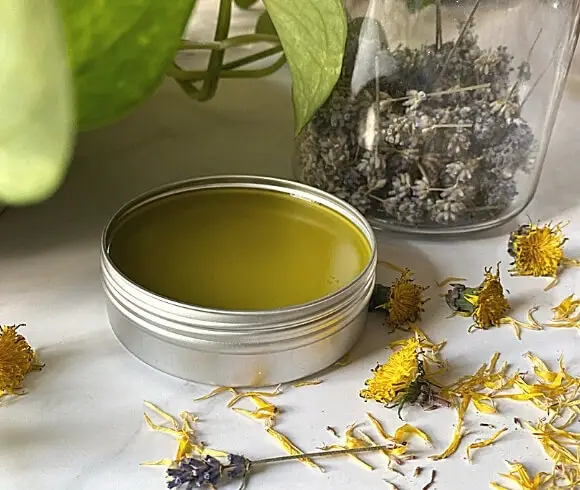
[294,0,580,234]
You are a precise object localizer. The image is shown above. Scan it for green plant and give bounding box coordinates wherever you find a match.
[1,0,431,206]
[1,0,349,205]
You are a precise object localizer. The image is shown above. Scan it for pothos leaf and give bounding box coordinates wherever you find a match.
[255,11,278,37]
[263,0,347,135]
[235,0,260,9]
[58,0,197,130]
[0,0,74,204]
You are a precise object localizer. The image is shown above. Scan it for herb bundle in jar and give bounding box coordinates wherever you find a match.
[294,0,580,234]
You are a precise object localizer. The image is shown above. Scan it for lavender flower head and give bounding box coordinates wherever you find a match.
[166,456,223,489]
[166,454,251,489]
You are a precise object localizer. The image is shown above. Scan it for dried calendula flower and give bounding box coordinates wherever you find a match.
[360,338,439,419]
[371,269,429,329]
[0,324,42,398]
[507,222,580,290]
[491,461,552,490]
[446,266,540,339]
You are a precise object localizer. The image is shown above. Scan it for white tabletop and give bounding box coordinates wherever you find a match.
[1,4,580,490]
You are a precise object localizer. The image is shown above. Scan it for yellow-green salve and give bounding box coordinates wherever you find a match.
[109,188,371,310]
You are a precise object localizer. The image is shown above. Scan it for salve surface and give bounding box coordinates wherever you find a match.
[108,188,371,310]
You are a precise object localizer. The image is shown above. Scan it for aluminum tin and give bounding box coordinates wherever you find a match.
[101,175,377,387]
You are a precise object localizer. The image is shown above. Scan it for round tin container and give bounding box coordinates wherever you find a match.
[101,175,377,387]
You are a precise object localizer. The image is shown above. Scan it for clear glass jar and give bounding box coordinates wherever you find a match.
[294,0,580,234]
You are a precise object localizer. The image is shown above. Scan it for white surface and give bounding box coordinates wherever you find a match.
[2,4,580,490]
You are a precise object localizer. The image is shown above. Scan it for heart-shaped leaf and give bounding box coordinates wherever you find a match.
[59,0,197,130]
[0,0,74,204]
[263,0,347,135]
[255,11,278,36]
[235,0,260,9]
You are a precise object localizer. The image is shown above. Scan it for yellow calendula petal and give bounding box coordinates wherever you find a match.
[466,428,508,463]
[265,427,323,471]
[292,379,322,387]
[489,483,510,490]
[193,386,237,401]
[227,385,282,408]
[431,396,470,461]
[525,352,559,384]
[366,413,396,442]
[355,428,394,465]
[319,443,374,471]
[394,424,432,445]
[140,458,175,467]
[378,260,406,273]
[144,401,180,429]
[552,294,580,320]
[143,413,182,438]
[472,396,498,415]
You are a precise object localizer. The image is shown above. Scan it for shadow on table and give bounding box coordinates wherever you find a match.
[0,76,293,260]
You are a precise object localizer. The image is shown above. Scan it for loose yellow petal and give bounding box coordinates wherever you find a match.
[378,260,406,273]
[551,294,580,320]
[140,458,175,467]
[143,413,182,438]
[472,396,498,415]
[292,379,322,388]
[319,443,374,471]
[431,396,470,460]
[193,386,237,401]
[227,385,282,408]
[265,427,323,471]
[394,424,432,445]
[366,413,396,443]
[466,428,508,463]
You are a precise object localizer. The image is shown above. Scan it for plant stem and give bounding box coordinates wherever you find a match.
[219,55,287,78]
[192,0,233,101]
[169,50,286,82]
[249,444,396,466]
[435,0,482,85]
[179,33,280,51]
[221,45,283,70]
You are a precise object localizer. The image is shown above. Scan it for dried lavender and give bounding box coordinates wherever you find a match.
[296,16,538,228]
[164,445,394,489]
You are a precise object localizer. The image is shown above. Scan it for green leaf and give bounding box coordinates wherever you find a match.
[234,0,260,9]
[59,0,197,130]
[263,0,347,135]
[255,11,278,37]
[0,0,74,205]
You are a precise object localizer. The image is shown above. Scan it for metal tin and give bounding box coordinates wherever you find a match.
[100,175,377,387]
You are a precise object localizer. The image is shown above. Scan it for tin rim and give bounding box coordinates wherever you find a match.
[101,175,377,330]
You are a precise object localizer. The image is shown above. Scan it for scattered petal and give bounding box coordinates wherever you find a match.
[227,385,283,408]
[292,379,322,388]
[265,427,323,472]
[466,427,508,463]
[193,386,237,401]
[431,396,470,460]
